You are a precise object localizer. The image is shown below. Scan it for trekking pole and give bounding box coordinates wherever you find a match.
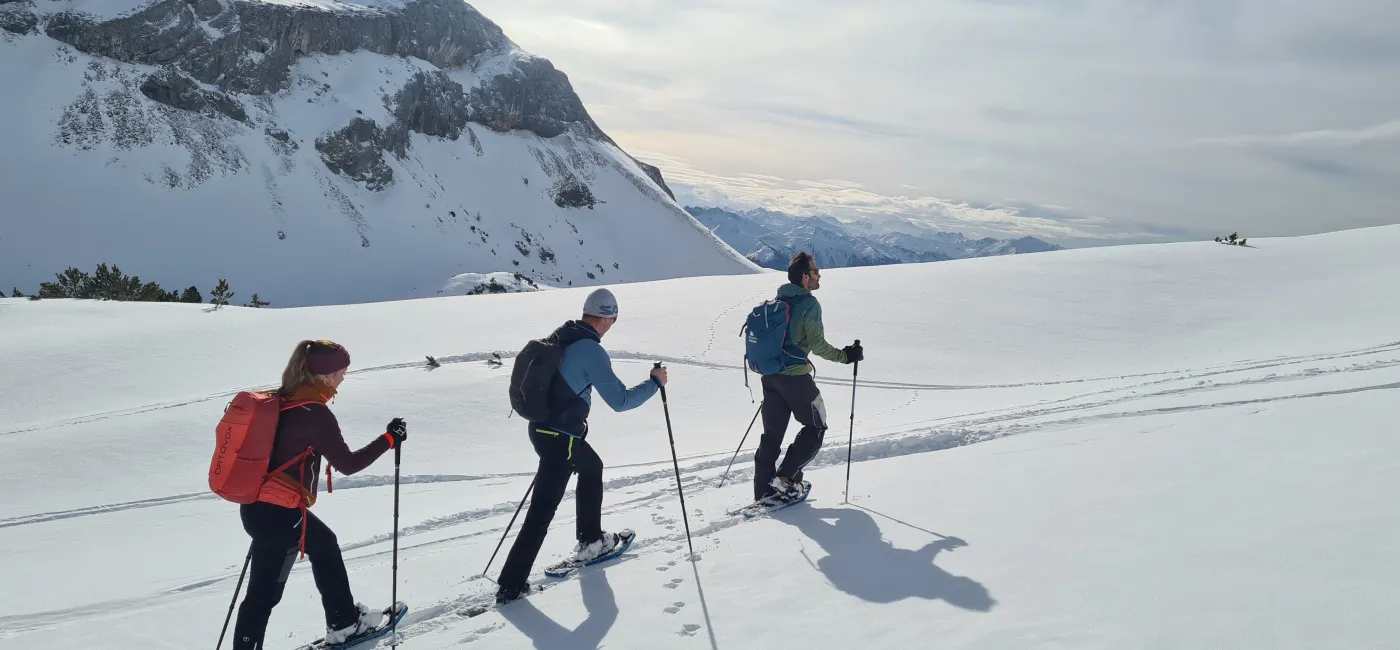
[215,544,253,650]
[718,403,763,488]
[656,362,696,559]
[390,440,402,648]
[843,340,860,505]
[480,477,536,580]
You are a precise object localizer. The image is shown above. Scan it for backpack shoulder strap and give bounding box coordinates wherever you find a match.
[783,293,812,308]
[268,402,321,487]
[269,445,315,477]
[278,399,318,412]
[782,294,815,324]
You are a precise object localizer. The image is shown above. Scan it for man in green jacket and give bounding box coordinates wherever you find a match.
[754,252,863,502]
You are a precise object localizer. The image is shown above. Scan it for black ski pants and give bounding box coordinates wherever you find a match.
[233,502,358,650]
[755,373,828,500]
[496,427,605,592]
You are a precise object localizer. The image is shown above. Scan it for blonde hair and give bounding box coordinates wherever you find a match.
[278,339,341,397]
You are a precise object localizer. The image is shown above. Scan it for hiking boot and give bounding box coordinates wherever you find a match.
[325,603,383,645]
[769,476,805,502]
[572,530,626,563]
[495,582,533,605]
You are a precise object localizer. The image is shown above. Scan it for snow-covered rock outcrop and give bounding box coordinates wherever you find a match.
[0,0,758,305]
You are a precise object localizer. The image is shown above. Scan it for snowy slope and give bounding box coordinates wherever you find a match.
[0,0,758,307]
[2,226,1399,649]
[688,205,1063,270]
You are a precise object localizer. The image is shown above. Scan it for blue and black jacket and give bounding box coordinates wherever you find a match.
[536,320,660,438]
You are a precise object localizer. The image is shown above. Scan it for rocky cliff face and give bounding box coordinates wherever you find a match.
[0,0,756,306]
[43,0,508,96]
[29,0,602,192]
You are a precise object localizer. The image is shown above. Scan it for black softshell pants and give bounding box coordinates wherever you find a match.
[755,373,828,500]
[496,427,605,592]
[233,502,358,650]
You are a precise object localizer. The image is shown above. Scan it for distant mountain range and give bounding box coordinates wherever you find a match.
[686,206,1064,271]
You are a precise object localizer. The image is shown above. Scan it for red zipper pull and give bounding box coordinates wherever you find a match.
[325,465,333,494]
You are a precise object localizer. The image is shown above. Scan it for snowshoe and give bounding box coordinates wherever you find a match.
[729,480,811,518]
[543,529,635,578]
[460,533,637,619]
[325,603,384,645]
[292,602,407,650]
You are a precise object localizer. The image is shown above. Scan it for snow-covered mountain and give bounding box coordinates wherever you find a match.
[0,0,759,306]
[687,206,1063,270]
[4,226,1399,648]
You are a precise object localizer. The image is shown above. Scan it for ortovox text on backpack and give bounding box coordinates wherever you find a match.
[209,392,314,504]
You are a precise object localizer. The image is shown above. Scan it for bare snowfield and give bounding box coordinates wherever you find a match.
[2,226,1398,649]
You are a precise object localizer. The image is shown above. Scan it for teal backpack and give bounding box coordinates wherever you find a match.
[741,295,810,376]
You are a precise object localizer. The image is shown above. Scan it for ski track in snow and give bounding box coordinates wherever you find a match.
[3,344,1396,533]
[0,353,507,438]
[0,473,528,530]
[2,341,1394,536]
[852,353,1400,438]
[4,340,1397,637]
[7,341,1395,439]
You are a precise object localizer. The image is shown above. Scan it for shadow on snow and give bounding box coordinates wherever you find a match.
[499,570,619,649]
[776,505,996,611]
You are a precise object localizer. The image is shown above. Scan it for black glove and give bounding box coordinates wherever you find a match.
[842,342,864,364]
[384,417,407,447]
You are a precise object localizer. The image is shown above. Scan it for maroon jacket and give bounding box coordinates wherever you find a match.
[268,402,391,503]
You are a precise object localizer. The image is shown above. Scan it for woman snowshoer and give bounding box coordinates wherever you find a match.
[232,339,408,650]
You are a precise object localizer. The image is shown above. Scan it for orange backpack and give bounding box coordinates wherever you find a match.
[209,392,315,504]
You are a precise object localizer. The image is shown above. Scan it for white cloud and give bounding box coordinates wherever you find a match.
[469,0,1400,243]
[639,151,1151,243]
[1195,119,1400,147]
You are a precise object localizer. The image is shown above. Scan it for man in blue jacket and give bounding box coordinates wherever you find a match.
[495,288,667,604]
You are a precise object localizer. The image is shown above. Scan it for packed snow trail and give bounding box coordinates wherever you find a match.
[2,227,1400,648]
[6,339,1393,532]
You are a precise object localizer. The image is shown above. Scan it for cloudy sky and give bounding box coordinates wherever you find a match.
[468,0,1399,247]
